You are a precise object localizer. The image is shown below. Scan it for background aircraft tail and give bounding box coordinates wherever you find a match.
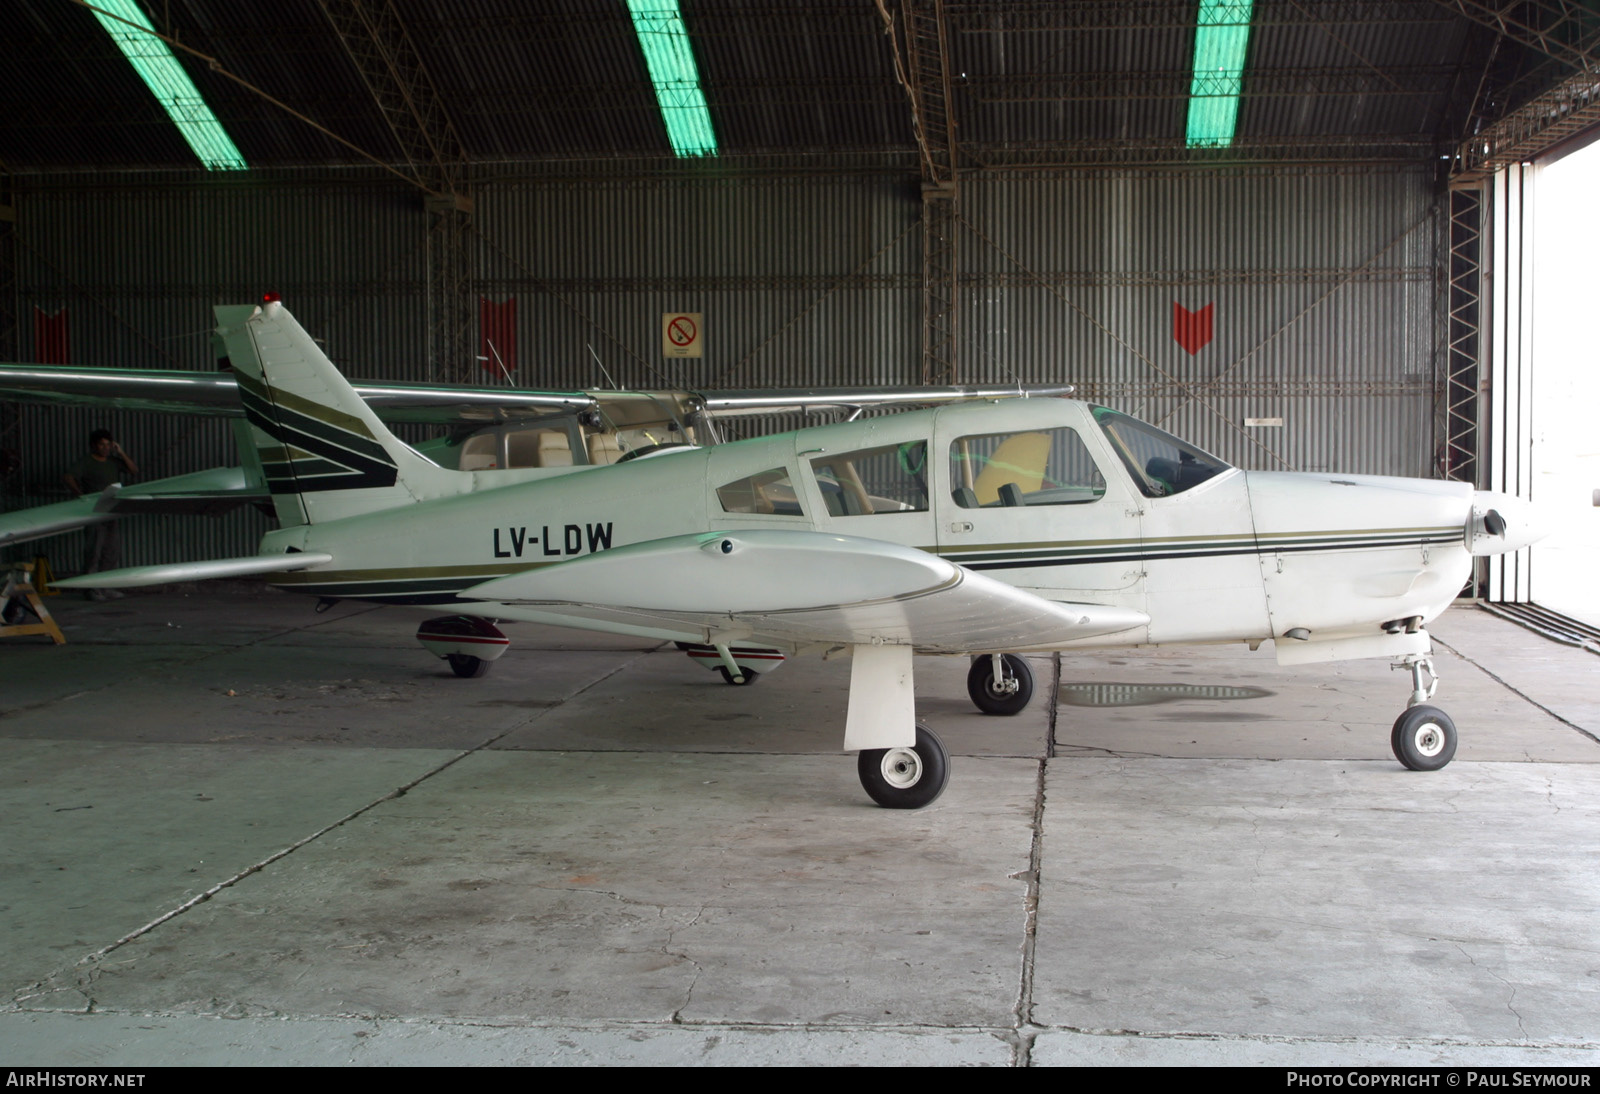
[215,298,450,527]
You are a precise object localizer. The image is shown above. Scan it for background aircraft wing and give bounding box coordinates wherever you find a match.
[0,494,110,548]
[0,364,243,414]
[0,467,269,548]
[461,529,1146,653]
[700,385,1074,416]
[0,363,596,425]
[0,363,1072,428]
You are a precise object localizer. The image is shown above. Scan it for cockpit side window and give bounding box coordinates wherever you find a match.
[1091,406,1230,498]
[716,467,804,516]
[809,441,930,517]
[948,428,1105,508]
[458,431,500,471]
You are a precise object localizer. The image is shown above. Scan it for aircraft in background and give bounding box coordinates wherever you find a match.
[0,359,1064,532]
[11,300,1544,807]
[0,357,1065,464]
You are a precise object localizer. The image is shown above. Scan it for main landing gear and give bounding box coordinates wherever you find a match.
[447,653,490,679]
[417,616,510,678]
[675,641,787,685]
[1390,654,1457,771]
[966,654,1034,715]
[857,722,950,809]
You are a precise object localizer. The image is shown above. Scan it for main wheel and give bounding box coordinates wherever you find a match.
[966,655,1035,716]
[716,666,759,685]
[1391,705,1457,770]
[857,723,950,809]
[447,653,490,679]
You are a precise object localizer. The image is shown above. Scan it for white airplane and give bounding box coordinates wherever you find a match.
[28,299,1544,808]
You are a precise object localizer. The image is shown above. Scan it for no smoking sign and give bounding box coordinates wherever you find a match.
[662,312,703,358]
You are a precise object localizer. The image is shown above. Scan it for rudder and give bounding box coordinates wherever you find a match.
[216,298,446,526]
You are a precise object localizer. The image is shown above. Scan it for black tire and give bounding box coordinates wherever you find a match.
[447,653,490,679]
[716,666,759,686]
[1391,705,1457,771]
[857,723,950,809]
[966,654,1035,716]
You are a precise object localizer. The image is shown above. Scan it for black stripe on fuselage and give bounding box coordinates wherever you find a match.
[947,531,1460,572]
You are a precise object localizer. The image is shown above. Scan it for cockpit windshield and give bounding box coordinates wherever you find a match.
[1091,406,1231,498]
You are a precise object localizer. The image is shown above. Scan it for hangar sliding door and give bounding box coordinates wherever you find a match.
[1527,137,1600,628]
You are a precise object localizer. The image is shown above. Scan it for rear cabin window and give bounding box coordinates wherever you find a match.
[810,441,930,516]
[948,428,1105,508]
[716,467,804,515]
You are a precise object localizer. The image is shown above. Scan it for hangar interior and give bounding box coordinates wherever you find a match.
[1,0,1598,1068]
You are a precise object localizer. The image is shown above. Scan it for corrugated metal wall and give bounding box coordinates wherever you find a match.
[4,162,1441,568]
[476,174,921,391]
[958,166,1438,476]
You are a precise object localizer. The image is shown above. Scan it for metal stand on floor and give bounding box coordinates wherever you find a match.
[1,561,65,644]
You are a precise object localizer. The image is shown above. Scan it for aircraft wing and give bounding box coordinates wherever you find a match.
[0,495,110,547]
[0,467,267,548]
[0,363,596,425]
[0,363,1072,428]
[53,552,335,589]
[700,385,1075,415]
[461,529,1146,653]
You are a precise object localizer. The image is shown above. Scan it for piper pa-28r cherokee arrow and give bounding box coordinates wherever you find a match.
[50,299,1542,808]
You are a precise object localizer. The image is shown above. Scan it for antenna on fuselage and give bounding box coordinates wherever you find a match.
[586,344,620,390]
[479,340,514,384]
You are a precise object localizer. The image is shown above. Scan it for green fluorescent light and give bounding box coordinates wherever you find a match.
[88,0,247,170]
[626,0,718,157]
[1186,0,1254,148]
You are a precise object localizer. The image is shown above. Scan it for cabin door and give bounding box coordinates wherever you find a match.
[934,419,1146,603]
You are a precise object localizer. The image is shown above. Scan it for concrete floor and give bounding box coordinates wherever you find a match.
[2,592,1598,1066]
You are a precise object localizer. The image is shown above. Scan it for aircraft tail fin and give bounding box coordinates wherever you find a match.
[216,298,450,527]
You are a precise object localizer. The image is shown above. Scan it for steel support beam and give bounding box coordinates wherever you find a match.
[0,171,16,495]
[965,66,1460,102]
[880,0,961,384]
[964,135,1437,168]
[318,0,475,381]
[1433,0,1600,74]
[1441,185,1484,490]
[1452,69,1600,180]
[921,187,959,385]
[948,1,1453,31]
[426,203,474,385]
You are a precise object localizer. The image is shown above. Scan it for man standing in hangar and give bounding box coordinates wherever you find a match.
[64,428,138,599]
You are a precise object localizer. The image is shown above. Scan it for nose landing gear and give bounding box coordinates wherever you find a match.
[1390,654,1457,770]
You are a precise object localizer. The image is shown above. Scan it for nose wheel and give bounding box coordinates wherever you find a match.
[1391,705,1457,770]
[1390,654,1456,770]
